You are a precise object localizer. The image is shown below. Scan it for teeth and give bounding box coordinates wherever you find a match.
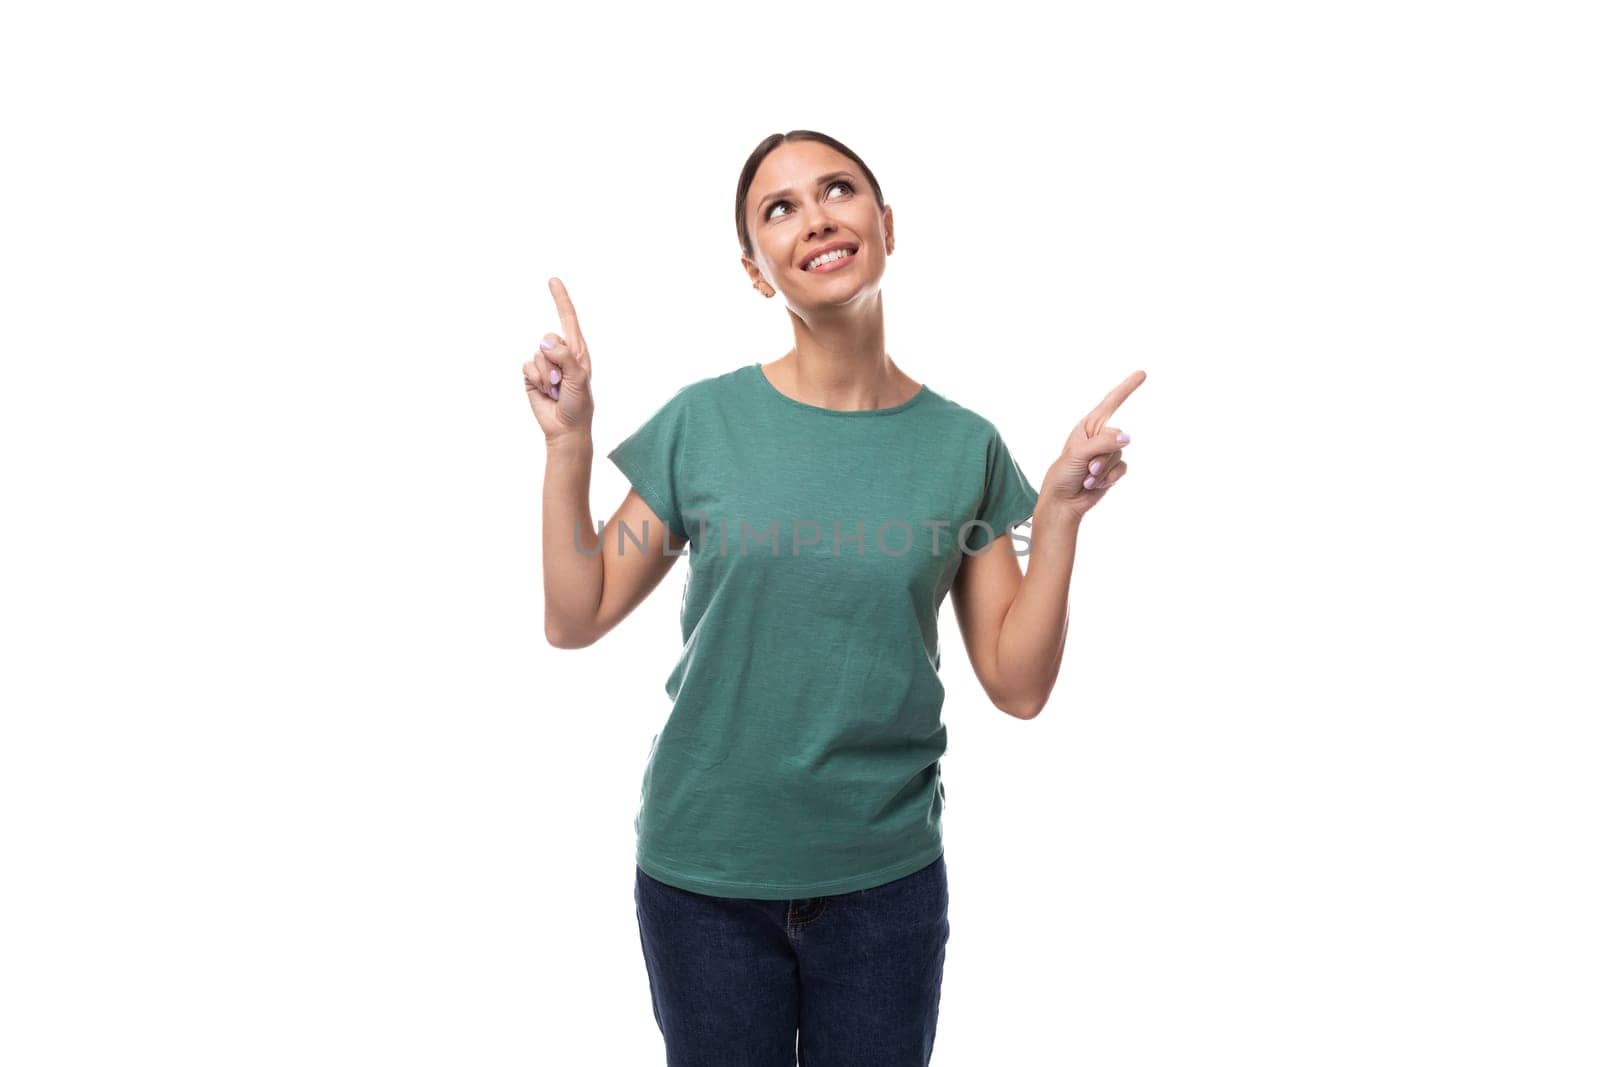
[806,248,854,270]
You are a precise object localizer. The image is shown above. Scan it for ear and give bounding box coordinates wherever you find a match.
[883,204,894,256]
[741,255,773,297]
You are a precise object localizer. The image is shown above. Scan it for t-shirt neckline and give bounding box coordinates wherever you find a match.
[748,362,929,418]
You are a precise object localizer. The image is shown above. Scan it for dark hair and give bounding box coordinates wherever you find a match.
[734,130,887,260]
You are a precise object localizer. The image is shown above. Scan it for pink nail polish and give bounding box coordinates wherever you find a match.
[551,386,559,400]
[540,339,554,352]
[1116,432,1130,444]
[1089,460,1102,476]
[550,368,561,385]
[1083,475,1096,489]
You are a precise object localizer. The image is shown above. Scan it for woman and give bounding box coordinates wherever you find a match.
[525,130,1144,1065]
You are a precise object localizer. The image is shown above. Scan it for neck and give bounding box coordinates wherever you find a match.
[774,293,914,411]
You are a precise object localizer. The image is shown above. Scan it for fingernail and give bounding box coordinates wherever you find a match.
[551,386,559,400]
[1084,475,1097,489]
[1089,460,1102,476]
[1116,432,1130,444]
[549,368,561,385]
[540,339,554,351]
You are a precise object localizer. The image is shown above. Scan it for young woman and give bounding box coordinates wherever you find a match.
[525,130,1144,1065]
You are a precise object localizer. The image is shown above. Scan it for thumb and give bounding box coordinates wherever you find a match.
[1064,418,1127,455]
[544,346,590,396]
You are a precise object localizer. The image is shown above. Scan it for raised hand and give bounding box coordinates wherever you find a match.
[1041,370,1146,519]
[523,277,596,440]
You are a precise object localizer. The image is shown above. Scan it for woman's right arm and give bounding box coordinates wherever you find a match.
[541,432,686,649]
[526,278,686,649]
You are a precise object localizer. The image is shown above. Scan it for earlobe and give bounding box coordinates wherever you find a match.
[742,256,772,296]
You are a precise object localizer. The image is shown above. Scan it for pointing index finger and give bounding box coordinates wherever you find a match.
[548,277,585,350]
[1086,370,1147,434]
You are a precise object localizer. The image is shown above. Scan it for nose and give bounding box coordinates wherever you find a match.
[800,201,837,243]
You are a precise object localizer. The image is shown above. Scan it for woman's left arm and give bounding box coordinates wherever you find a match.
[951,371,1146,719]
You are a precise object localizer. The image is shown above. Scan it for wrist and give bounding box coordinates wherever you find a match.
[1033,491,1085,529]
[545,430,594,456]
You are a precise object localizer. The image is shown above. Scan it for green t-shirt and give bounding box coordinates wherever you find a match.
[606,362,1039,899]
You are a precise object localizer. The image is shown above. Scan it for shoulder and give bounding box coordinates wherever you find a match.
[916,384,1011,445]
[623,365,744,431]
[652,363,749,412]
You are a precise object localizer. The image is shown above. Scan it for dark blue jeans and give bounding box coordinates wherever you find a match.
[634,852,950,1066]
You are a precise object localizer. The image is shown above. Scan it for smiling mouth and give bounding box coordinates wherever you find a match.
[803,247,859,272]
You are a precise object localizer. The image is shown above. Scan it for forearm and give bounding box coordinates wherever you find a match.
[542,433,604,645]
[995,495,1082,717]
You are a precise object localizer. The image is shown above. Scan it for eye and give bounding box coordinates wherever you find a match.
[765,179,854,221]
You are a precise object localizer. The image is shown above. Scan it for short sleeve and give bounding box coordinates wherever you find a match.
[962,426,1040,552]
[607,388,692,542]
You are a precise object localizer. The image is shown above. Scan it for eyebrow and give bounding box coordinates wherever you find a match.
[754,171,858,218]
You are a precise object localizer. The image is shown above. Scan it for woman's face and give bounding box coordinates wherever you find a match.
[741,140,893,308]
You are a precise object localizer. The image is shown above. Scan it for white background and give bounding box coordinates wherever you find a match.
[3,1,1597,1063]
